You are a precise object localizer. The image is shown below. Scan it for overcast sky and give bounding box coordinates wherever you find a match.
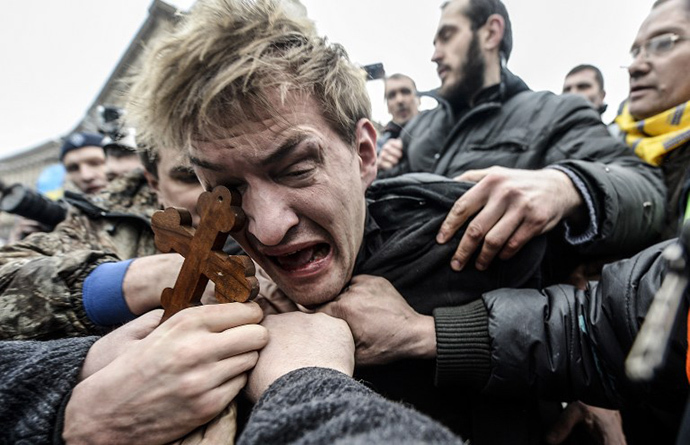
[0,0,653,160]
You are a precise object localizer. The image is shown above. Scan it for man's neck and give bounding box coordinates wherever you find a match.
[469,60,501,107]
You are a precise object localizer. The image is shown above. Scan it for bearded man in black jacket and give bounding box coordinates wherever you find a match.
[378,0,666,284]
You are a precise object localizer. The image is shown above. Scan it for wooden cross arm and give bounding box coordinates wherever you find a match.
[151,207,195,257]
[151,186,256,323]
[205,254,258,303]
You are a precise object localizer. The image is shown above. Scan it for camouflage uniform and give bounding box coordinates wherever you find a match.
[0,171,159,340]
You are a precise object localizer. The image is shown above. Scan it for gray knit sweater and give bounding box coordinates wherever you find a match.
[239,367,466,444]
[0,336,97,444]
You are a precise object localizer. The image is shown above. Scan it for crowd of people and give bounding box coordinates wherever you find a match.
[1,0,689,444]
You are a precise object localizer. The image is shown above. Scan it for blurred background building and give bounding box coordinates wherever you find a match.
[0,0,179,241]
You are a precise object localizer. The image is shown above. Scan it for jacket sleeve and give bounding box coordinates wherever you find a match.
[239,367,466,445]
[434,240,689,411]
[0,337,98,444]
[546,96,666,254]
[0,212,122,340]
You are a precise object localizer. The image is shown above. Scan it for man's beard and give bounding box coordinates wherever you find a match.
[440,32,486,107]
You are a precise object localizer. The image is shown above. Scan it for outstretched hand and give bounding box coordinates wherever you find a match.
[437,166,584,271]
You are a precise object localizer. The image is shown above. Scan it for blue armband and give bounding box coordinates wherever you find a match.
[83,259,136,326]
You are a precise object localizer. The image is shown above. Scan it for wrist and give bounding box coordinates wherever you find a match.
[547,168,585,222]
[123,254,184,314]
[63,383,113,445]
[409,314,437,359]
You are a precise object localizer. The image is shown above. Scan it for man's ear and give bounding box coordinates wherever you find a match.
[354,118,378,188]
[482,13,505,53]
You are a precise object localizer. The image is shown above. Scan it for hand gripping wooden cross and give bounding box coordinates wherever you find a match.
[151,186,258,323]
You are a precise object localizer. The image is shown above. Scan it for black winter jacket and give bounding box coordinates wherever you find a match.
[438,239,689,443]
[356,174,555,444]
[379,69,666,259]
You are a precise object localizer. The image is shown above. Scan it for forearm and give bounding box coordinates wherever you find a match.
[240,367,465,445]
[480,243,688,410]
[555,155,665,254]
[433,300,491,390]
[0,251,118,340]
[121,254,184,315]
[0,337,98,443]
[480,285,617,407]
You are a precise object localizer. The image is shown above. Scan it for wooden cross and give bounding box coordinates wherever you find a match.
[151,186,258,323]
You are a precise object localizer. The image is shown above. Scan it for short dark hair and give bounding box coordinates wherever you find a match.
[444,0,513,62]
[384,73,418,98]
[566,64,605,90]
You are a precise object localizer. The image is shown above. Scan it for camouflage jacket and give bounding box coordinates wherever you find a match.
[0,171,159,340]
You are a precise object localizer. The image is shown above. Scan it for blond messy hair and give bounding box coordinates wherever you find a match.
[127,0,371,152]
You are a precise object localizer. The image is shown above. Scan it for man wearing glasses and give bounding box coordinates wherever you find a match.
[614,0,690,241]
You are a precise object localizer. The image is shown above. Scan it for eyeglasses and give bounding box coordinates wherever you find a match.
[630,33,690,61]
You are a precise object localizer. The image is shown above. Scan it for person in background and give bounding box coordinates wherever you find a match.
[103,126,144,181]
[60,131,108,195]
[562,64,607,115]
[376,73,420,164]
[614,0,690,241]
[0,145,206,340]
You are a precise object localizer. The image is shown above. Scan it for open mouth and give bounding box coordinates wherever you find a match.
[270,243,331,272]
[630,84,652,94]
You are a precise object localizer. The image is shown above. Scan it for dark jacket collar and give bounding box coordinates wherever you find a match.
[429,67,531,118]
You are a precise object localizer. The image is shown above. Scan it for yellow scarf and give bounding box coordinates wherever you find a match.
[615,101,690,166]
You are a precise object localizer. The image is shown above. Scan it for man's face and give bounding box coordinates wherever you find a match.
[62,146,107,194]
[385,77,420,125]
[628,0,690,119]
[105,153,144,181]
[432,0,486,104]
[562,70,605,110]
[189,97,377,307]
[147,149,204,227]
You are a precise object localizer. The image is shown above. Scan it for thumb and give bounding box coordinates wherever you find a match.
[455,168,487,183]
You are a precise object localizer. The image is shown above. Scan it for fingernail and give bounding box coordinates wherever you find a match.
[436,232,446,244]
[476,262,486,271]
[451,259,463,271]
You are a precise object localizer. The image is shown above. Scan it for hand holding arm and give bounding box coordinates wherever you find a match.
[437,166,584,271]
[318,275,435,365]
[64,302,267,445]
